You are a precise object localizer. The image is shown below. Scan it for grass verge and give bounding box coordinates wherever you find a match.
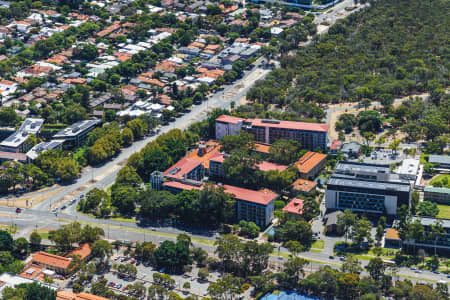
[57,218,215,246]
[437,204,450,219]
[311,240,325,249]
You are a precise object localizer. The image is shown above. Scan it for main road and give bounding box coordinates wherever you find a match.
[5,58,271,212]
[1,0,445,286]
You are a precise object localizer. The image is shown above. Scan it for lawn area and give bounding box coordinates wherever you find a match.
[311,240,325,249]
[0,225,18,233]
[108,216,137,223]
[37,229,51,240]
[73,146,88,164]
[430,174,450,188]
[437,204,450,219]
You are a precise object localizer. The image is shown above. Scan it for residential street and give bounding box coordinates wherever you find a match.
[0,0,447,292]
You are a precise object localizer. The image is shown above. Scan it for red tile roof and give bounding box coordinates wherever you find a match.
[256,161,288,172]
[67,243,91,260]
[386,228,400,240]
[210,153,287,172]
[216,115,328,132]
[295,152,327,174]
[0,79,16,86]
[209,152,226,163]
[57,291,109,300]
[282,198,304,215]
[163,157,203,180]
[163,180,203,191]
[223,185,278,205]
[253,143,271,154]
[163,179,278,206]
[20,264,43,279]
[291,179,317,193]
[216,115,244,125]
[75,293,110,300]
[0,151,27,161]
[330,140,343,150]
[32,252,71,270]
[185,141,221,169]
[250,118,328,133]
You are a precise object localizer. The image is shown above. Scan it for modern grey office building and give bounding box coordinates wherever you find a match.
[52,119,101,148]
[325,162,412,215]
[403,216,450,253]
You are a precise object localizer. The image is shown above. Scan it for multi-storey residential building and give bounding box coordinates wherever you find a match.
[209,152,288,178]
[325,162,412,215]
[163,157,205,183]
[228,185,277,228]
[215,115,328,150]
[161,180,278,227]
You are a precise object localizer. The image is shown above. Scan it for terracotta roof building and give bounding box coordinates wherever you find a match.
[209,152,287,177]
[95,22,121,37]
[385,228,401,248]
[185,140,221,169]
[216,115,328,151]
[225,185,278,227]
[57,291,109,300]
[67,243,92,261]
[295,152,327,180]
[282,198,304,219]
[255,161,288,172]
[31,252,72,275]
[291,178,317,194]
[164,157,204,182]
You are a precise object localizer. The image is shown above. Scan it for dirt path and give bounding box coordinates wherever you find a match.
[328,93,430,141]
[0,187,66,209]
